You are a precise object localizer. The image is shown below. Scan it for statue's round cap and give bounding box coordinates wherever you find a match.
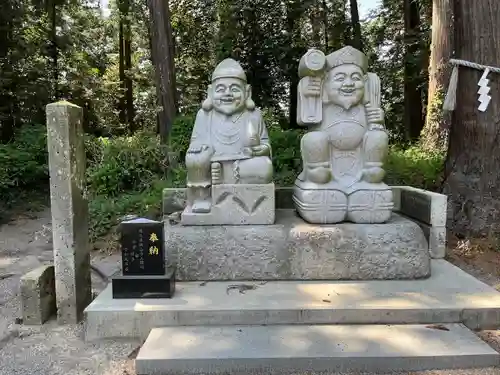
[212,58,247,82]
[326,46,368,73]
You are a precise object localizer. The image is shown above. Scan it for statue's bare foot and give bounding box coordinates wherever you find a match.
[211,162,222,185]
[362,167,385,183]
[192,200,211,213]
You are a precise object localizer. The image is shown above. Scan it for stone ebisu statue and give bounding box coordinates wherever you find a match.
[182,58,274,225]
[293,46,394,224]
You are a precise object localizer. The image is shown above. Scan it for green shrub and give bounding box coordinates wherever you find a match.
[0,125,48,194]
[86,132,166,197]
[385,145,445,190]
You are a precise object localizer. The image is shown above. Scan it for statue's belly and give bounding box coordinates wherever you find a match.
[326,121,366,151]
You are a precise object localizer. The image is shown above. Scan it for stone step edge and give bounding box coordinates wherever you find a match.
[135,323,500,375]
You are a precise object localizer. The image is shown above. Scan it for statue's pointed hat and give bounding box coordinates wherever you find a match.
[326,46,368,73]
[212,58,247,82]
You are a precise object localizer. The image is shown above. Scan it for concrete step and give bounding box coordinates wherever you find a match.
[135,323,500,374]
[84,260,500,340]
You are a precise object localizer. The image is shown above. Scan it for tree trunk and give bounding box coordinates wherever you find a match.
[349,0,363,51]
[118,1,127,125]
[403,0,424,142]
[443,0,500,237]
[421,0,453,151]
[148,0,177,144]
[49,0,58,101]
[123,0,135,132]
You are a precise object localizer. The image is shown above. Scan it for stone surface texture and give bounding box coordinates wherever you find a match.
[293,46,393,224]
[392,186,448,259]
[182,58,274,225]
[46,101,91,324]
[84,260,500,341]
[164,185,447,259]
[20,265,56,325]
[181,183,275,225]
[168,209,429,281]
[135,324,500,375]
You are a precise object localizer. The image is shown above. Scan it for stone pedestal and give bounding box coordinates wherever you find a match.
[181,183,275,225]
[166,209,430,281]
[46,101,91,324]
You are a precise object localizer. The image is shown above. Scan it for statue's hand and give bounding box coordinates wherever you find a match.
[304,77,322,97]
[187,144,211,154]
[248,144,269,157]
[366,105,384,125]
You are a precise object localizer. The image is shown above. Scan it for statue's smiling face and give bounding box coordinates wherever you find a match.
[212,77,246,115]
[327,64,365,110]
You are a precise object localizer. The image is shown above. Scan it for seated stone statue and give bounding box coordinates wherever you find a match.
[182,58,275,225]
[293,46,393,224]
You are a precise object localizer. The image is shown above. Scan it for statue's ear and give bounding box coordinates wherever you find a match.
[202,84,213,111]
[245,84,255,110]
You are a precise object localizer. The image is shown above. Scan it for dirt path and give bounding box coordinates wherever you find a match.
[0,208,498,375]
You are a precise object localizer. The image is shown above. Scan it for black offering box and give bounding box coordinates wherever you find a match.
[112,217,175,299]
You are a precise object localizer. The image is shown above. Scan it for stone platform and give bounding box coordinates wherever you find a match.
[135,324,500,375]
[84,260,500,340]
[165,209,430,281]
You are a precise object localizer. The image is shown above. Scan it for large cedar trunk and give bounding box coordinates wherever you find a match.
[403,0,424,142]
[118,1,127,125]
[123,0,135,132]
[444,0,500,237]
[349,0,363,51]
[148,0,177,144]
[421,0,453,150]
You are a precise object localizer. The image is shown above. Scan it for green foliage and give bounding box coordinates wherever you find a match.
[385,146,445,190]
[88,178,169,243]
[86,132,166,197]
[0,125,48,194]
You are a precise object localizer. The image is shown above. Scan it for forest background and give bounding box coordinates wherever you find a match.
[0,0,496,250]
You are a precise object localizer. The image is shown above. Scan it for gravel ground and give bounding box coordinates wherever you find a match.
[0,208,498,375]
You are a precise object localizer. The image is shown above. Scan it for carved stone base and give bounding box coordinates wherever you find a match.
[347,189,394,223]
[167,210,430,281]
[181,183,275,226]
[294,183,394,224]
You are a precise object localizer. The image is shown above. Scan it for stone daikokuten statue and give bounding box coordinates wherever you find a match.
[293,46,394,224]
[181,58,275,225]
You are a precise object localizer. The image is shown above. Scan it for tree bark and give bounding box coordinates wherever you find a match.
[123,0,135,132]
[421,0,453,151]
[118,0,127,125]
[148,0,177,144]
[349,0,363,51]
[403,0,424,141]
[443,0,500,237]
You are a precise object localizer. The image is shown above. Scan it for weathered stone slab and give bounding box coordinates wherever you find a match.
[166,209,430,281]
[20,265,56,325]
[135,324,500,375]
[84,260,500,340]
[46,101,92,324]
[181,184,275,225]
[394,186,447,226]
[419,223,447,259]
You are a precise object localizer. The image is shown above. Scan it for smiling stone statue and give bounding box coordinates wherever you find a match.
[293,46,394,224]
[182,58,275,225]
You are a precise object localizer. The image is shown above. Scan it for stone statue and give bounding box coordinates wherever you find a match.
[293,46,393,224]
[182,58,275,225]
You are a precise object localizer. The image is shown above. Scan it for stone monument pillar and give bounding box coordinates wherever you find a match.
[293,46,394,224]
[46,101,91,324]
[181,58,275,225]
